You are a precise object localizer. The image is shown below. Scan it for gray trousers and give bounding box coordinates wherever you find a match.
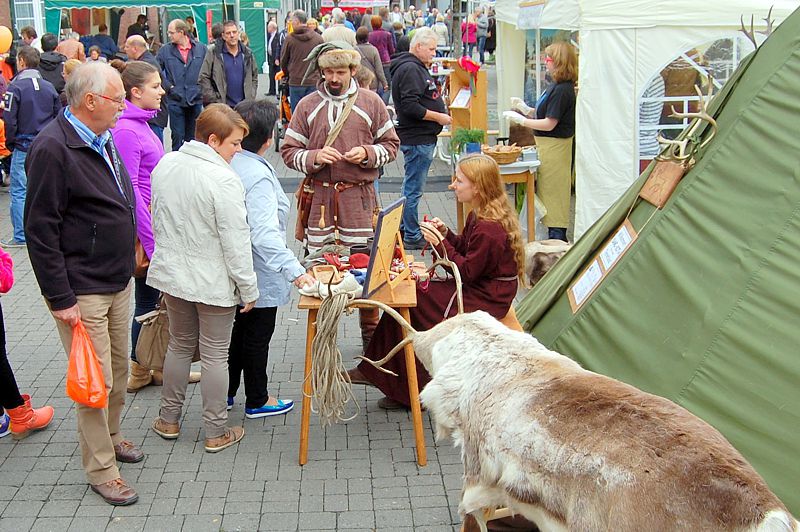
[159,294,236,439]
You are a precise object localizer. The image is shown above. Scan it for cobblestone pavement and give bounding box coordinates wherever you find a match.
[0,184,482,532]
[0,64,509,532]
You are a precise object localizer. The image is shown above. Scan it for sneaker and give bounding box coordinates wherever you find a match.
[245,399,294,419]
[227,396,234,411]
[0,412,10,438]
[402,238,427,250]
[0,239,25,248]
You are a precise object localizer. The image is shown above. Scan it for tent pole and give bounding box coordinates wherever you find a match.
[535,27,540,100]
[234,0,241,24]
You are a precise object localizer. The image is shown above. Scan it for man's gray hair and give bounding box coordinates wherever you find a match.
[292,10,308,24]
[410,27,437,48]
[332,7,346,24]
[66,62,121,108]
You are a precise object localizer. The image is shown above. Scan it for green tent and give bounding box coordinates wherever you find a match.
[516,6,800,516]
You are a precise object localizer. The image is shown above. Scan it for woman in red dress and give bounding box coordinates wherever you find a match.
[350,154,526,409]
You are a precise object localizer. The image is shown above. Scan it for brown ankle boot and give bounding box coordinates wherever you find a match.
[7,394,54,440]
[359,308,380,352]
[127,361,153,393]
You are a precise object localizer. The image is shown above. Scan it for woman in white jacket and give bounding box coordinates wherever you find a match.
[148,104,259,454]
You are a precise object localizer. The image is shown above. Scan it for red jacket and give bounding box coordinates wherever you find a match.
[461,21,477,44]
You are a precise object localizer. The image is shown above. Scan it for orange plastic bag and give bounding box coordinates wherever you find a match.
[66,322,108,408]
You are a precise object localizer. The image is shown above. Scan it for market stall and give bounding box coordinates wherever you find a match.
[493,0,799,239]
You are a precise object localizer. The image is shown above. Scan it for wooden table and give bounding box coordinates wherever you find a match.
[456,159,541,242]
[297,278,427,466]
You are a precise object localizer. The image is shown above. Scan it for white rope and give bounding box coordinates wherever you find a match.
[305,292,360,427]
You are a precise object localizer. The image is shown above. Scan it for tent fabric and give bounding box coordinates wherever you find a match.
[516,5,800,515]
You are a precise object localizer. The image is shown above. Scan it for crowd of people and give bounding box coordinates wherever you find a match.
[0,5,563,512]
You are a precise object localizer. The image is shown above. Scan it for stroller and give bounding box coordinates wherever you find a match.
[273,70,292,152]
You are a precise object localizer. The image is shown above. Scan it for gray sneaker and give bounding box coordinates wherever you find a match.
[0,239,25,248]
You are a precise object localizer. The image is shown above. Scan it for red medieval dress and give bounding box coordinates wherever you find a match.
[357,212,519,406]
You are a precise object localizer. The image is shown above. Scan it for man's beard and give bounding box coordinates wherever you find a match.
[327,82,344,95]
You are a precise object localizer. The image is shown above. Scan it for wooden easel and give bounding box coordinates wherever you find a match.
[297,199,427,466]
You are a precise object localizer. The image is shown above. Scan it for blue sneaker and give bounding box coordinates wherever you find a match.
[0,412,10,438]
[227,397,234,411]
[245,399,294,419]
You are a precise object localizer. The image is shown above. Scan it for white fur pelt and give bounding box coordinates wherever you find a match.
[524,239,571,286]
[410,312,797,532]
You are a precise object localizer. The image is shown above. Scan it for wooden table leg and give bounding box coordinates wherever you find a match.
[399,307,427,466]
[298,308,318,466]
[526,170,535,242]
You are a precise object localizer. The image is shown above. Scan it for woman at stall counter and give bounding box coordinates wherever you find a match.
[347,153,525,409]
[504,41,577,242]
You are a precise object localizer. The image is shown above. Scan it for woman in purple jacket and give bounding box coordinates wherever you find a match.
[368,15,396,103]
[110,60,166,392]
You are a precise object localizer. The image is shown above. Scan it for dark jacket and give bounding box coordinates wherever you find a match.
[2,69,61,151]
[157,37,208,107]
[38,51,67,94]
[139,50,169,128]
[93,34,119,59]
[24,112,137,311]
[280,26,323,86]
[390,52,446,145]
[198,41,259,105]
[126,22,147,40]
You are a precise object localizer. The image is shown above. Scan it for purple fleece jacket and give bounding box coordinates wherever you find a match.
[111,100,163,258]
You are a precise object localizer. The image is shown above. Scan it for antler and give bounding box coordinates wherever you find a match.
[657,84,718,162]
[758,5,775,36]
[740,14,758,49]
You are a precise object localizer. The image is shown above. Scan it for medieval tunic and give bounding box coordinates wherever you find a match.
[358,213,519,406]
[280,79,399,252]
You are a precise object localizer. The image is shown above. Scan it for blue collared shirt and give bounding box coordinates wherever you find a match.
[64,106,113,169]
[64,107,126,198]
[222,44,246,107]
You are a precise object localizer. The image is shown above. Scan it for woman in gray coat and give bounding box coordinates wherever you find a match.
[355,27,388,95]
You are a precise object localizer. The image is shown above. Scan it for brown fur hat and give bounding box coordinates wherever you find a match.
[318,48,361,69]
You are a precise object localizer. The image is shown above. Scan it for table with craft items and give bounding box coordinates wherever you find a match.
[455,159,541,242]
[297,276,427,466]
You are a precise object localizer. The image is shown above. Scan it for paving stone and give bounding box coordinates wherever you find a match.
[221,513,261,532]
[298,511,337,530]
[181,514,223,532]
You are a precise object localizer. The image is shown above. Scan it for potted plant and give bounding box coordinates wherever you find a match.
[450,128,486,157]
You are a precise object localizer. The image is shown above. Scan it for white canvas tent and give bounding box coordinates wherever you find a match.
[493,0,799,238]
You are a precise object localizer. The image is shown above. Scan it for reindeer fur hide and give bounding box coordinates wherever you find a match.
[412,312,798,532]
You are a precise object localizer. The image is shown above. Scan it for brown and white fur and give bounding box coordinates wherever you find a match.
[382,311,799,532]
[525,239,571,286]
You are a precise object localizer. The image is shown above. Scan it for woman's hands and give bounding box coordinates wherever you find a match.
[503,110,528,126]
[510,96,534,117]
[293,273,316,289]
[420,217,448,246]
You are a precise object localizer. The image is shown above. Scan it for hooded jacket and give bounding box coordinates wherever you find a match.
[111,101,164,259]
[37,51,67,94]
[157,37,207,107]
[198,41,259,106]
[138,50,169,128]
[280,26,324,86]
[390,52,447,145]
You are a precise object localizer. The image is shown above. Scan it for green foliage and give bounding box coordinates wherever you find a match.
[450,128,486,154]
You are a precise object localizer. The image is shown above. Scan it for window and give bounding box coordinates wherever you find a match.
[13,0,45,35]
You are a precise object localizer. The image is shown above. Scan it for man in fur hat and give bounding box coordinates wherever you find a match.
[280,41,399,349]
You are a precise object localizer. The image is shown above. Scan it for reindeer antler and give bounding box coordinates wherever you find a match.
[657,84,718,162]
[740,14,758,49]
[758,5,775,36]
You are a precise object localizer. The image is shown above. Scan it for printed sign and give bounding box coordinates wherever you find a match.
[568,219,638,313]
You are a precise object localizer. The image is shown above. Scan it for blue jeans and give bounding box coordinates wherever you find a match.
[167,102,202,152]
[149,124,164,144]
[466,43,476,58]
[477,36,487,63]
[289,85,316,113]
[9,150,27,243]
[131,277,160,361]
[400,143,436,243]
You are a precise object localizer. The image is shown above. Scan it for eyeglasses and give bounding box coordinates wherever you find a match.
[92,93,126,106]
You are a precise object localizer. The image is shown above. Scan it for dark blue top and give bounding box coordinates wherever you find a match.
[222,44,245,107]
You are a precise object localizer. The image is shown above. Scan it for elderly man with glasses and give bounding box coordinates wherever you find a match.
[25,62,142,506]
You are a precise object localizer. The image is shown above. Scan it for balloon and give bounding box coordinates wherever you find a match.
[0,26,12,55]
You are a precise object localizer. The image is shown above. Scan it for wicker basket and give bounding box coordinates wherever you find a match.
[482,144,523,165]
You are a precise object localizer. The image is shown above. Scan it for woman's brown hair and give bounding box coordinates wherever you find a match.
[113,60,160,100]
[195,103,249,144]
[545,41,578,83]
[456,154,526,283]
[371,15,383,29]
